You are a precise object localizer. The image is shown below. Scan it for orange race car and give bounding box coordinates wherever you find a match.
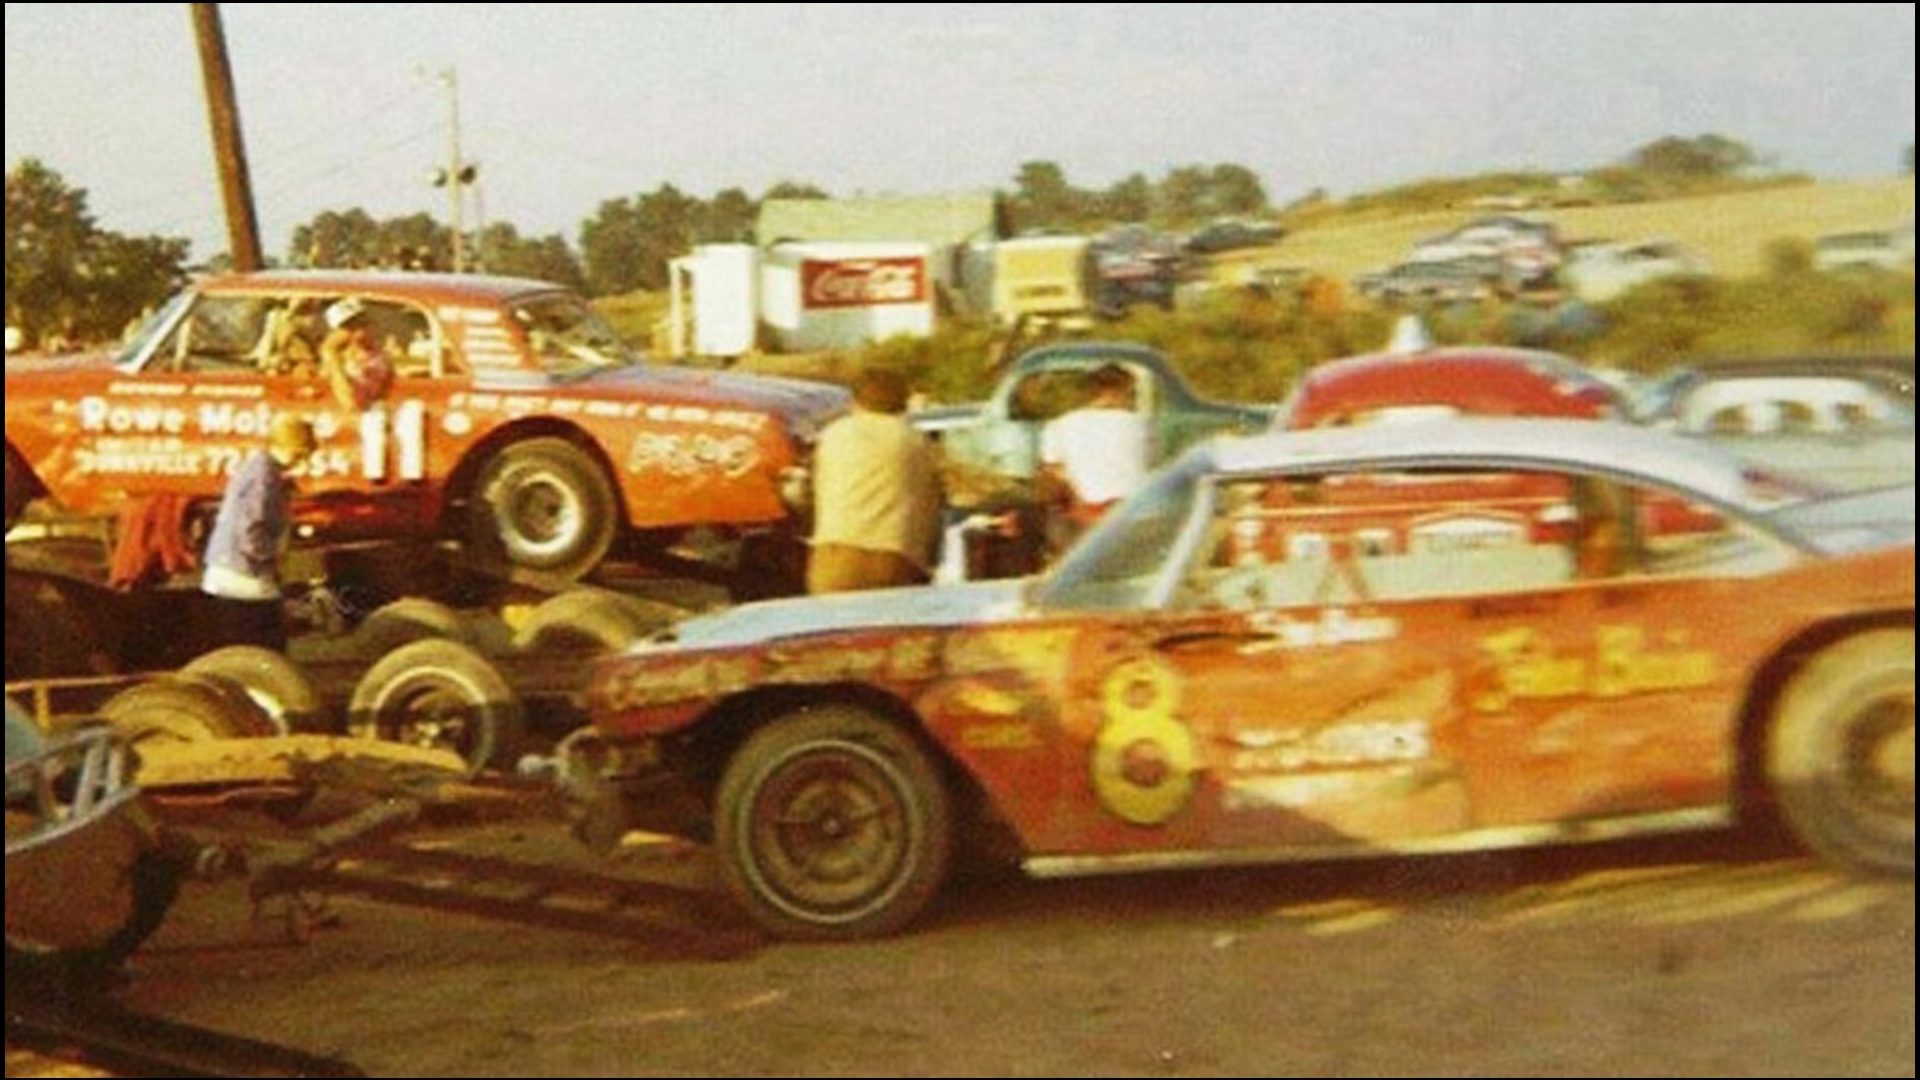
[552,419,1915,938]
[5,271,848,582]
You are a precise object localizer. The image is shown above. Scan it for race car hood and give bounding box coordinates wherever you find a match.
[586,366,850,440]
[477,365,850,440]
[663,579,1028,651]
[4,350,120,379]
[1771,483,1917,556]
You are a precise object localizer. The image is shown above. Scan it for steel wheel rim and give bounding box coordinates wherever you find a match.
[741,741,917,926]
[363,672,488,763]
[500,469,584,560]
[1842,687,1916,820]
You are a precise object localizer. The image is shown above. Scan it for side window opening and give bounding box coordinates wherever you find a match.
[1177,468,1786,612]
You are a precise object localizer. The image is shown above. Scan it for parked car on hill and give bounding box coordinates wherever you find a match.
[1632,360,1916,492]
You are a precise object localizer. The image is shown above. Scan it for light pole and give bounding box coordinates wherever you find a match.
[427,67,476,272]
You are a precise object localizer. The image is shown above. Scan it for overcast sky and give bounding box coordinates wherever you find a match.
[5,3,1914,263]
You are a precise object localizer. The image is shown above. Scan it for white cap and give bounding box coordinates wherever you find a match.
[325,297,366,330]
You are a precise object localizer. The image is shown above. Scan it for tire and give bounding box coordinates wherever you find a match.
[347,638,521,774]
[511,589,679,655]
[715,706,952,940]
[183,646,325,735]
[4,572,117,682]
[354,598,473,658]
[470,438,619,583]
[1766,629,1914,874]
[6,853,181,990]
[98,674,279,748]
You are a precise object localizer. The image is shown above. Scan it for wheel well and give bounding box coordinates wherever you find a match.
[672,684,994,821]
[443,419,626,530]
[1732,610,1915,817]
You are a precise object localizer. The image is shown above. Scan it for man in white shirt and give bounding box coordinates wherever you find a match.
[1039,364,1150,544]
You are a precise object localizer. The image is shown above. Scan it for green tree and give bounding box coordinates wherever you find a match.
[1156,165,1213,223]
[632,183,701,290]
[580,196,648,297]
[378,213,452,269]
[475,223,585,289]
[6,158,95,338]
[5,159,186,346]
[1101,173,1154,223]
[1209,164,1269,216]
[581,184,707,296]
[1010,160,1081,232]
[698,187,758,244]
[289,208,383,268]
[762,180,830,202]
[1628,134,1758,178]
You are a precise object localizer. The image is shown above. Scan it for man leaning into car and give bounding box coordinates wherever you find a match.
[808,368,943,594]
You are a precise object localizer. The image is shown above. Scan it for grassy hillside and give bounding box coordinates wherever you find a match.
[1222,176,1916,283]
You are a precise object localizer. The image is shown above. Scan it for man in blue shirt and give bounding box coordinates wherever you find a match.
[201,414,317,651]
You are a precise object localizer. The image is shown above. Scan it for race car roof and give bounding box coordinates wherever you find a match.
[1208,418,1756,506]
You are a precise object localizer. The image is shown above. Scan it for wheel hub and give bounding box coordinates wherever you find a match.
[1846,692,1915,815]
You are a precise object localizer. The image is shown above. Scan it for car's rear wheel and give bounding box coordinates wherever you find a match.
[716,706,952,940]
[470,438,618,584]
[1766,629,1914,874]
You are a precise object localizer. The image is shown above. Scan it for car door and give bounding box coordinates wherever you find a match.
[1057,464,1780,862]
[1025,466,1468,857]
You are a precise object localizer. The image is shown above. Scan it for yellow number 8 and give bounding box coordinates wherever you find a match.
[1092,657,1198,826]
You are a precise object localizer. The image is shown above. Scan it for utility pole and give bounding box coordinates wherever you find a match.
[433,67,470,272]
[190,3,263,271]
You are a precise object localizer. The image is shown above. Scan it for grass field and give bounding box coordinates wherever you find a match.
[1219,176,1916,284]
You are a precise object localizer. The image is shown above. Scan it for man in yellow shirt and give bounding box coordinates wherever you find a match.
[809,368,943,594]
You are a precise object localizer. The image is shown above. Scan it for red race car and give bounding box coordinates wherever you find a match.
[554,420,1915,938]
[5,271,848,582]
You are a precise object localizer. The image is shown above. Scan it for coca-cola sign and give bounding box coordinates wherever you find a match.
[801,258,928,310]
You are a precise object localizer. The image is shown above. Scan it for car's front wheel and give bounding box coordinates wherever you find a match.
[1766,628,1914,874]
[716,706,953,940]
[470,438,619,583]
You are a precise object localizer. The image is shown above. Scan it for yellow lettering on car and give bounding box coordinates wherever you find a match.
[1474,627,1718,714]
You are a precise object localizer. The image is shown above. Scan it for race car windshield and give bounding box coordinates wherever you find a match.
[112,291,192,370]
[1040,464,1203,612]
[512,294,642,378]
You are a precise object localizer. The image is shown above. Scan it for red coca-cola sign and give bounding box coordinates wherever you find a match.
[801,258,928,310]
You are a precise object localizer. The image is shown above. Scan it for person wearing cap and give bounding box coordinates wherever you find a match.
[320,296,397,482]
[200,413,317,651]
[319,297,395,413]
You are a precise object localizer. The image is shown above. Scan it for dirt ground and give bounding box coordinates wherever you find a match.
[75,814,1918,1079]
